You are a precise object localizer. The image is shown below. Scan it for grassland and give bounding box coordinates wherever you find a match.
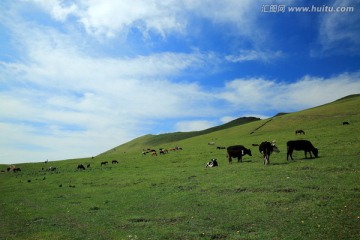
[1,95,359,239]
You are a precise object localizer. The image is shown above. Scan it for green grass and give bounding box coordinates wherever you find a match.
[1,95,359,239]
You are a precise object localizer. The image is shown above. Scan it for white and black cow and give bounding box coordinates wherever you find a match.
[287,140,318,160]
[48,166,57,171]
[205,158,218,168]
[227,145,252,163]
[259,141,280,165]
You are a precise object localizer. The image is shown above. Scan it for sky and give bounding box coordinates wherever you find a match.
[1,0,360,164]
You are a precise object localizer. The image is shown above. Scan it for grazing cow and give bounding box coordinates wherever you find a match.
[87,164,91,168]
[259,142,280,165]
[343,121,350,125]
[13,167,21,173]
[48,166,57,171]
[112,160,119,164]
[227,145,252,163]
[101,161,108,166]
[287,140,318,160]
[7,165,17,172]
[77,164,86,170]
[295,130,305,135]
[151,152,157,156]
[159,149,168,155]
[208,142,215,145]
[206,158,218,168]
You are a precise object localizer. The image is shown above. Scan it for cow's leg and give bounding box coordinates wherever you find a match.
[228,155,232,164]
[287,149,291,160]
[265,154,270,165]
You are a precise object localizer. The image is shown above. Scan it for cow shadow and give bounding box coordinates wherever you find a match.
[272,162,292,166]
[242,160,253,163]
[298,156,322,160]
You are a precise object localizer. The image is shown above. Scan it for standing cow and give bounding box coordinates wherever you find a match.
[259,141,280,165]
[287,140,318,160]
[227,145,252,163]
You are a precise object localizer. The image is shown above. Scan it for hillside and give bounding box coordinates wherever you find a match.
[103,116,260,154]
[101,94,360,157]
[1,94,359,240]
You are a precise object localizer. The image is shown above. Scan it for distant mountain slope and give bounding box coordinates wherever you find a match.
[101,94,360,155]
[334,93,360,102]
[103,117,260,153]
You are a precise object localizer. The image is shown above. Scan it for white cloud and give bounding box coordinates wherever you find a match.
[220,72,360,112]
[220,116,237,124]
[175,120,216,132]
[0,14,220,163]
[225,49,283,63]
[31,0,78,22]
[318,0,360,55]
[26,0,272,42]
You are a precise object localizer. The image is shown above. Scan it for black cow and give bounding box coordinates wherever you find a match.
[259,141,279,165]
[112,160,119,164]
[287,140,318,160]
[295,130,305,135]
[227,145,252,163]
[77,164,86,170]
[101,161,108,166]
[343,122,350,125]
[206,158,218,168]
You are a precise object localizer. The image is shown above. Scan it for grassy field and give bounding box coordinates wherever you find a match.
[1,95,359,239]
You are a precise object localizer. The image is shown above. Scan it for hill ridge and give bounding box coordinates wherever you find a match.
[102,116,260,154]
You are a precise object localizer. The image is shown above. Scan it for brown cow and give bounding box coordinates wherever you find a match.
[227,145,252,163]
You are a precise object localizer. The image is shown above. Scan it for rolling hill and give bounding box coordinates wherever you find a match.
[101,116,260,154]
[101,94,360,158]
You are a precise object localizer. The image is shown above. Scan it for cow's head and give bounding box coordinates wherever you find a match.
[313,148,319,157]
[244,148,252,156]
[272,144,280,153]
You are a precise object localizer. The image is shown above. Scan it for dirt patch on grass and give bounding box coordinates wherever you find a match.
[128,218,151,223]
[274,188,296,193]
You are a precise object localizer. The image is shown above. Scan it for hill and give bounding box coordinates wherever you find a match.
[103,94,360,157]
[0,94,359,239]
[103,116,260,154]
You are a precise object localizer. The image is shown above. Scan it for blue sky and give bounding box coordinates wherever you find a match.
[1,0,360,164]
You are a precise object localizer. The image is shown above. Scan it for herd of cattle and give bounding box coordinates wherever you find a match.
[6,122,354,172]
[3,138,319,173]
[206,136,319,168]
